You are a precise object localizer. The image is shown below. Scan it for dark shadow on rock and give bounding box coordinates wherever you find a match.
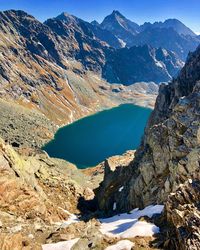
[77,196,99,221]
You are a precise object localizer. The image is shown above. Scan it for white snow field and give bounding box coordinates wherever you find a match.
[42,238,80,250]
[42,205,164,250]
[100,205,164,238]
[105,240,135,250]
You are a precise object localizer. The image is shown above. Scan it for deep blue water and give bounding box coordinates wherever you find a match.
[43,104,151,169]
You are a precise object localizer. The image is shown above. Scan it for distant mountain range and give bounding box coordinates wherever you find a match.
[0,8,199,117]
[91,10,199,60]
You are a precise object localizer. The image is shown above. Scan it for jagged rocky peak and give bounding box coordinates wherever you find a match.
[100,10,139,46]
[111,10,125,18]
[96,38,200,215]
[101,10,139,33]
[0,9,44,36]
[1,9,35,20]
[55,11,78,24]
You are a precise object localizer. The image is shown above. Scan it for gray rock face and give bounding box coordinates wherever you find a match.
[96,45,200,213]
[103,45,184,85]
[132,27,200,61]
[163,179,200,250]
[101,10,139,47]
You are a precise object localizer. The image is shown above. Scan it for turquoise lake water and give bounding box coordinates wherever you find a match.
[43,104,151,169]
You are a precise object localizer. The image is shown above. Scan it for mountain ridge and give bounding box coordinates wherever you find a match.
[0,8,183,123]
[98,10,199,60]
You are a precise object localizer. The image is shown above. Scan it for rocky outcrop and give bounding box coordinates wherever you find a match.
[0,136,97,249]
[96,45,200,212]
[162,179,200,250]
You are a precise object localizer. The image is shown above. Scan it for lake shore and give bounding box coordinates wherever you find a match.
[43,104,152,168]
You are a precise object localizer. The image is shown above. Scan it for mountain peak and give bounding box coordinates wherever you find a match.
[161,18,196,36]
[55,12,78,24]
[56,12,73,19]
[101,11,139,46]
[3,9,35,20]
[91,20,99,26]
[111,10,123,17]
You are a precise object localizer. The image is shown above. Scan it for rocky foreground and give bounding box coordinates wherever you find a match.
[0,136,164,250]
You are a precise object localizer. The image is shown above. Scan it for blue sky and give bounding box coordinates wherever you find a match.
[0,0,200,33]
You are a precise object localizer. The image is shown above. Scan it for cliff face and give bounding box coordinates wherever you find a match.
[96,45,200,212]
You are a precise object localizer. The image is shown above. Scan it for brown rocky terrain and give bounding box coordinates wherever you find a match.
[0,137,162,250]
[162,178,200,250]
[0,136,94,249]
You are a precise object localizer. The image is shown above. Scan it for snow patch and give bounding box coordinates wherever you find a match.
[118,186,124,192]
[118,38,126,48]
[54,208,79,227]
[105,240,134,250]
[113,202,117,211]
[42,238,79,250]
[155,60,164,68]
[162,49,169,57]
[100,205,164,238]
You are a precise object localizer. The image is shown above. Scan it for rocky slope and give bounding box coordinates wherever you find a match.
[0,10,113,125]
[132,27,200,61]
[0,136,92,249]
[96,43,200,216]
[103,45,184,84]
[0,137,163,250]
[0,99,56,152]
[162,178,200,249]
